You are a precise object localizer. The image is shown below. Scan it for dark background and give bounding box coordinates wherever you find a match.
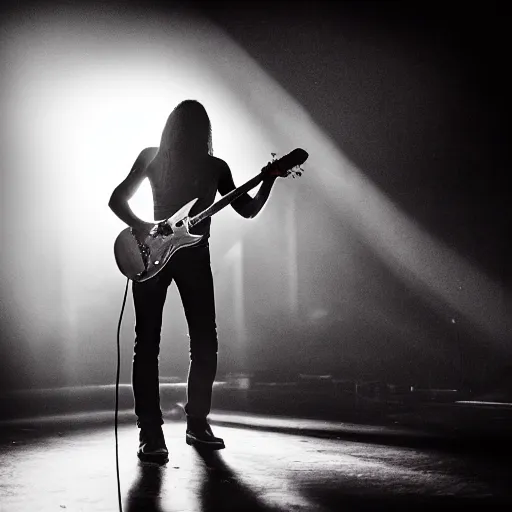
[0,0,509,398]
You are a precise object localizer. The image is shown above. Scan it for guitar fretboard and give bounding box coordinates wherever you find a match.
[189,173,265,228]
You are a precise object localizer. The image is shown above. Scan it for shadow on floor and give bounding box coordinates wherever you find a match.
[194,447,283,512]
[124,448,284,512]
[302,486,512,512]
[125,461,166,512]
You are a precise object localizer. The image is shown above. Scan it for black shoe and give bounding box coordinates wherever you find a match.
[186,418,225,450]
[137,426,169,463]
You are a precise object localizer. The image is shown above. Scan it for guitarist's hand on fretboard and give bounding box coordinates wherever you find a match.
[262,169,282,180]
[261,149,307,179]
[262,161,287,179]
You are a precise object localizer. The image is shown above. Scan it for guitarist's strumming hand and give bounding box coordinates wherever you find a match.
[130,221,157,246]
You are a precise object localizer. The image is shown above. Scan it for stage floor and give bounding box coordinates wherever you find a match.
[1,412,511,511]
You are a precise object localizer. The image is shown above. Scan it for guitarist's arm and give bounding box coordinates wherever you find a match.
[108,147,158,235]
[218,161,278,219]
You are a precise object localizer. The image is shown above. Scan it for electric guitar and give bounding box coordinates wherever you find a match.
[114,148,308,282]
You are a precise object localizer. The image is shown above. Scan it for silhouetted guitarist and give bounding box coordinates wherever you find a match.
[109,100,280,462]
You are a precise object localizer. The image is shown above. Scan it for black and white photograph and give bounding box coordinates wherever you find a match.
[0,1,510,510]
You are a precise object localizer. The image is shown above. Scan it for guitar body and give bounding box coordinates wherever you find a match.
[114,199,203,282]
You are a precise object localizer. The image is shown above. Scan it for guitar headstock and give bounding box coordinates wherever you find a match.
[262,148,308,179]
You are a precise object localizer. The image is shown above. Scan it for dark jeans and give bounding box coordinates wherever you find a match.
[132,244,218,428]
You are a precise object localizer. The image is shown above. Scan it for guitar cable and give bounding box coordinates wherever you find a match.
[115,277,130,512]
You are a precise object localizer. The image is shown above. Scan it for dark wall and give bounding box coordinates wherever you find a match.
[200,1,509,387]
[0,0,508,394]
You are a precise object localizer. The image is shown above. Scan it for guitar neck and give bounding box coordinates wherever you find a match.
[189,173,264,228]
